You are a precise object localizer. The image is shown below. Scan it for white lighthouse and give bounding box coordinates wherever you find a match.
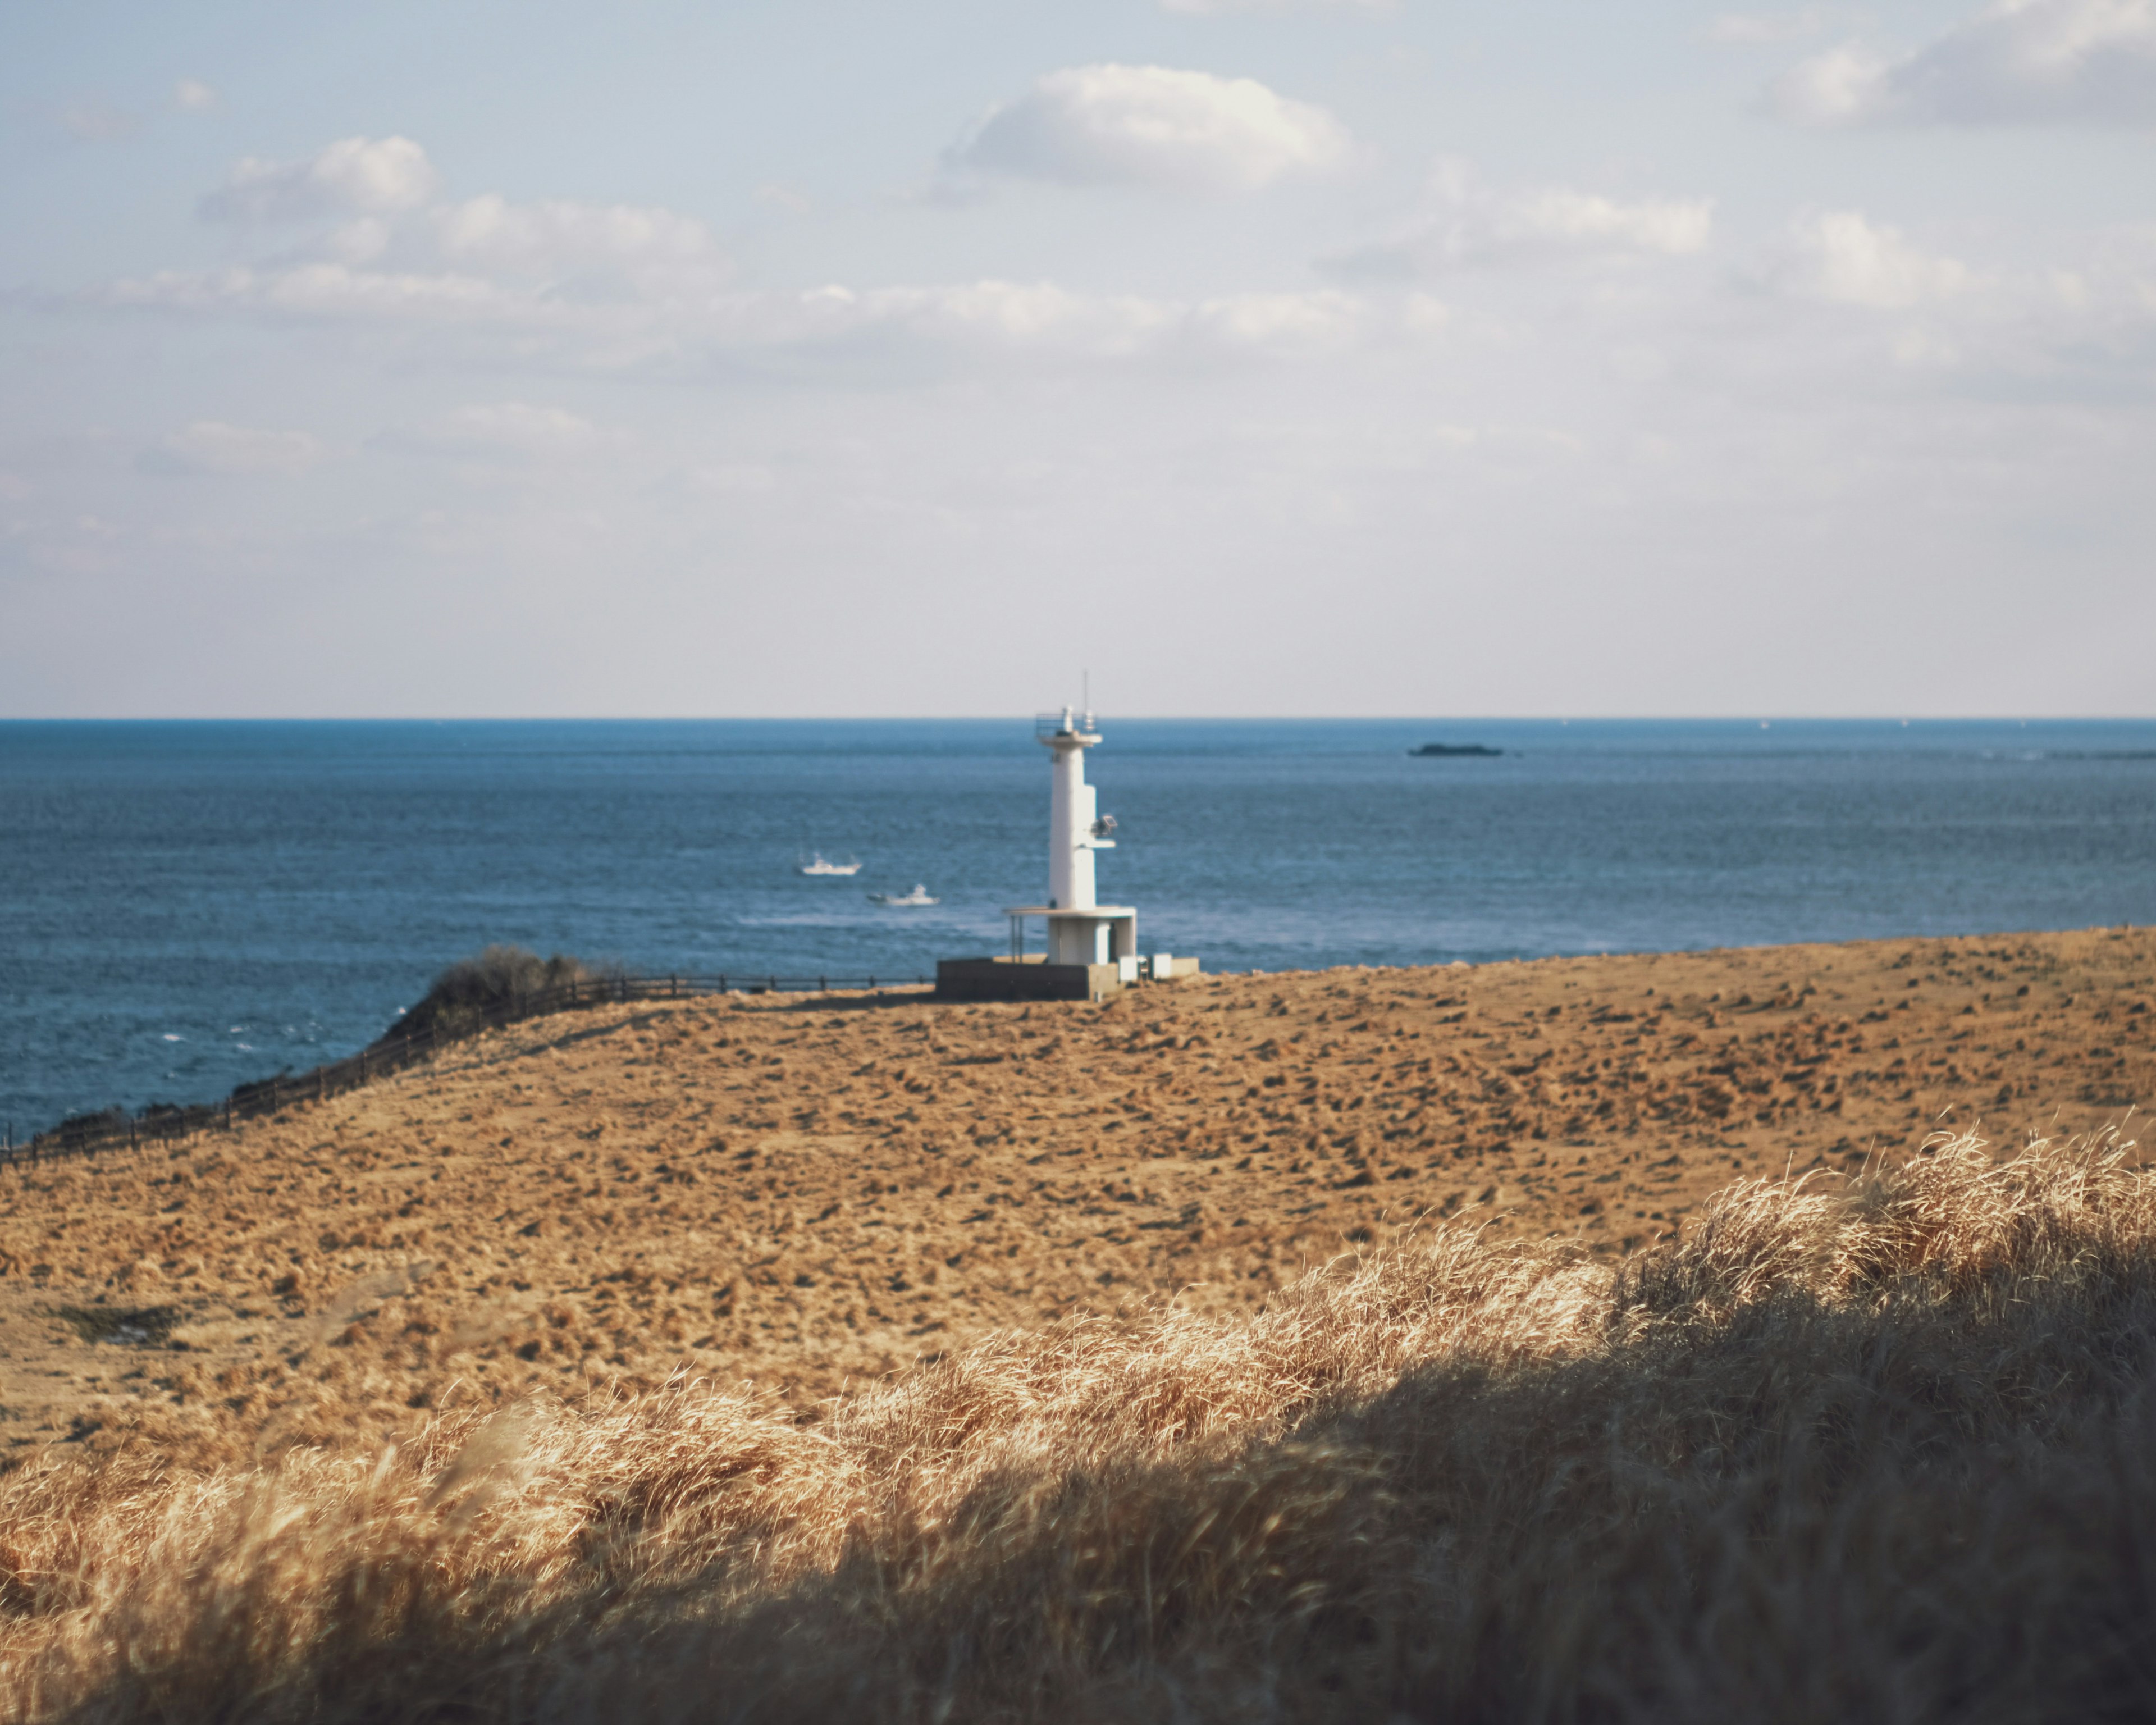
[1023,706,1135,967]
[934,706,1194,1002]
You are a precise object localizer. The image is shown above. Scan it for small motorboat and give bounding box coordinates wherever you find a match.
[796,852,863,877]
[1408,742,1502,757]
[867,884,939,906]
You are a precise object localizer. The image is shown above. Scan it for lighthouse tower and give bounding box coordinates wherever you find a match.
[1029,706,1133,966]
[935,705,1193,1002]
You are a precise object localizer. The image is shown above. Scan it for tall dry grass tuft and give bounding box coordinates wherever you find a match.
[4,1130,2154,1722]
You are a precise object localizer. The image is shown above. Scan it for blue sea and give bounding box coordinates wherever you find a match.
[3,718,2153,1135]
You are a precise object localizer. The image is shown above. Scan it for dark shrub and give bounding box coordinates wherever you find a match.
[53,1107,128,1144]
[382,946,597,1046]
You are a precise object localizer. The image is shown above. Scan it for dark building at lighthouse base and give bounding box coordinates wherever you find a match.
[934,953,1202,1004]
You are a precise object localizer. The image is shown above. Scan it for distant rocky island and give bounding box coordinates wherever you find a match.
[1408,742,1502,757]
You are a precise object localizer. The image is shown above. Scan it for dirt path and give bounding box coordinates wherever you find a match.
[2,927,2148,1471]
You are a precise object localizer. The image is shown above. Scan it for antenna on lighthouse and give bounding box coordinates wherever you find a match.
[1082,669,1090,726]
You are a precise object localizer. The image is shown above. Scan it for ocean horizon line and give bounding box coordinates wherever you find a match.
[5,713,2156,725]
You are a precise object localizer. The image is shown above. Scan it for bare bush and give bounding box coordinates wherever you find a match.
[3,1130,2152,1723]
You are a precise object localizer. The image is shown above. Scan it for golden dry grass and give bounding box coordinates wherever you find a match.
[3,1128,2153,1723]
[3,928,2149,1468]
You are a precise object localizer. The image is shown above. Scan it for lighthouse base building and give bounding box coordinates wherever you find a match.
[935,709,1200,1003]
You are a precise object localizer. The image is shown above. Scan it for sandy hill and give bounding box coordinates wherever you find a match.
[1,927,2149,1468]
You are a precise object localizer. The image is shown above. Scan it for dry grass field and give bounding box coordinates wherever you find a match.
[0,928,2150,1720]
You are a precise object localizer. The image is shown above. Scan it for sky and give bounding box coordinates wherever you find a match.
[1,0,2152,718]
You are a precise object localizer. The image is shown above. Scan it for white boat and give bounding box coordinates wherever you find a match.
[796,852,862,877]
[867,884,939,906]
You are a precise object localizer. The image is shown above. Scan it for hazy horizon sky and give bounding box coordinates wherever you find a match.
[3,1,2152,718]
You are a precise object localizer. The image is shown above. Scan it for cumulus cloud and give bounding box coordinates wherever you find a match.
[1771,0,2156,125]
[952,63,1353,194]
[176,135,734,312]
[1328,161,1712,277]
[99,132,1446,374]
[143,420,322,475]
[1760,211,1974,307]
[1190,290,1362,349]
[174,79,218,112]
[200,136,439,223]
[430,194,732,290]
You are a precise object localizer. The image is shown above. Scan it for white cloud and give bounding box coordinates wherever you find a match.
[1190,290,1362,349]
[62,101,136,142]
[174,79,218,112]
[97,259,1429,370]
[386,402,614,460]
[147,421,322,475]
[1328,162,1712,277]
[185,136,733,307]
[199,136,439,223]
[820,280,1176,349]
[1770,45,1897,122]
[1771,0,2156,125]
[107,262,533,323]
[1505,189,1715,257]
[430,194,732,289]
[1762,211,1974,307]
[678,279,1196,362]
[1708,10,1827,45]
[437,403,605,451]
[952,63,1353,194]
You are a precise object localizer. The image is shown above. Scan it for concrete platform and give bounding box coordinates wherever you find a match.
[935,954,1203,1003]
[935,956,1121,1002]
